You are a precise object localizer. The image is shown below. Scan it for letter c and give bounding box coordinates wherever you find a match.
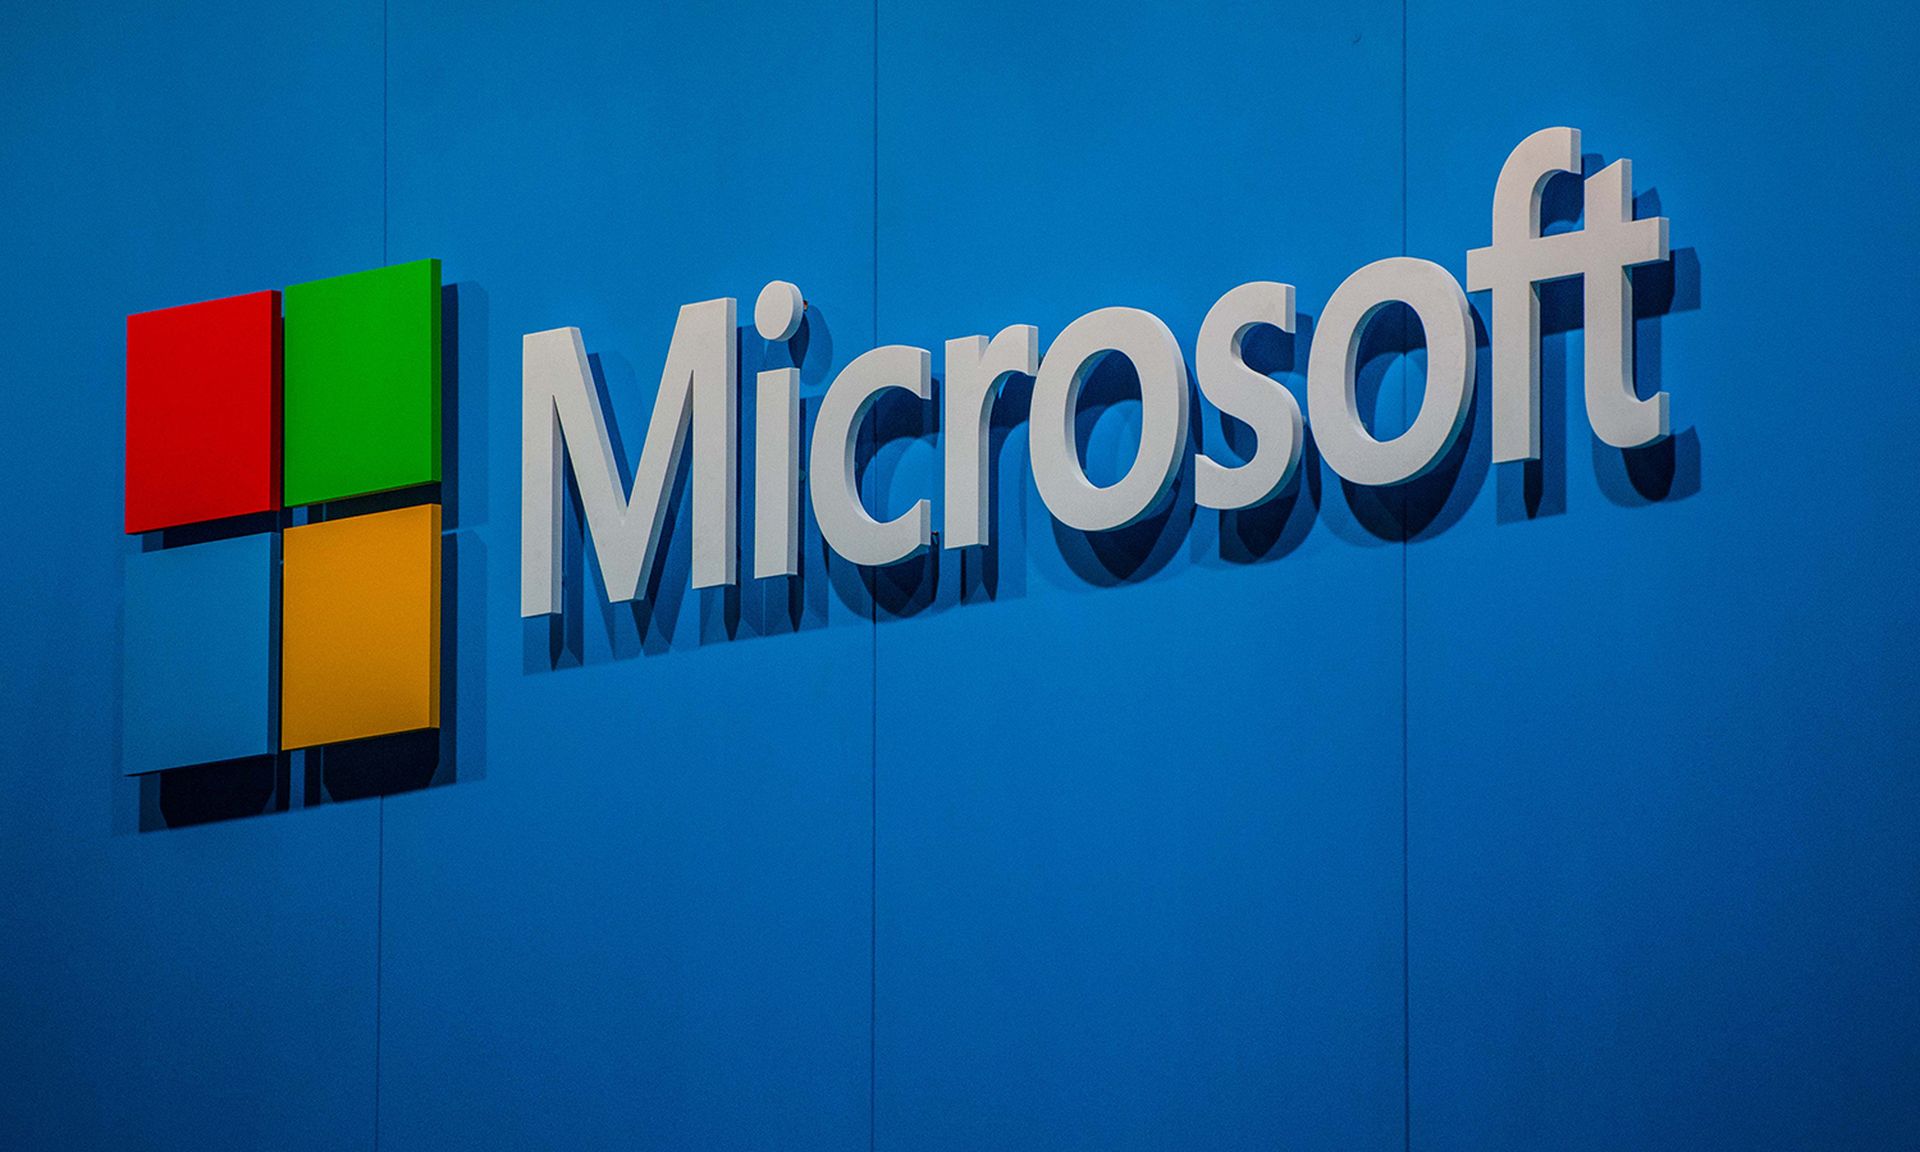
[809,344,933,566]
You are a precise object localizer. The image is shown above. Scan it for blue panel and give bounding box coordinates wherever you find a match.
[5,1,1919,1150]
[123,532,276,774]
[871,2,1408,1149]
[0,2,384,1149]
[370,1,876,1148]
[1403,2,1920,1150]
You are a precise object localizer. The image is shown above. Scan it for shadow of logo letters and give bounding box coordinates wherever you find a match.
[520,127,1676,622]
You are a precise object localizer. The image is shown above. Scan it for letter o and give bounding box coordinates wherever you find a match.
[1029,307,1191,532]
[1307,257,1476,487]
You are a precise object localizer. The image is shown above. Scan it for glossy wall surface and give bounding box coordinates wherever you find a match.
[1,1,1914,1149]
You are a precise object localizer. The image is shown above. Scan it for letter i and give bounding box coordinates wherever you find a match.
[754,281,805,579]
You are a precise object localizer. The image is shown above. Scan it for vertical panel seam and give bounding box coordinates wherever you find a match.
[382,0,389,264]
[374,795,385,1152]
[1399,3,1412,1152]
[869,3,881,1151]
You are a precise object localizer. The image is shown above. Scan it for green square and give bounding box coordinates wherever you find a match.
[284,259,441,505]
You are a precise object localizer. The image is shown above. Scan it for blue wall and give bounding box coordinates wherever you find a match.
[2,2,1915,1150]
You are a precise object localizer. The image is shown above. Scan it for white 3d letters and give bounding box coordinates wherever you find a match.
[1467,127,1671,459]
[520,128,1681,617]
[520,298,737,617]
[1029,307,1190,532]
[755,367,801,579]
[1307,257,1476,487]
[810,345,934,567]
[1578,157,1671,449]
[1465,126,1580,463]
[753,280,806,579]
[1195,281,1303,510]
[943,325,1039,549]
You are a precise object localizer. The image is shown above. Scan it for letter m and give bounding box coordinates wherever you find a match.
[521,298,736,618]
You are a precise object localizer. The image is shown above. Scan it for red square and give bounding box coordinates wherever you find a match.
[125,290,281,533]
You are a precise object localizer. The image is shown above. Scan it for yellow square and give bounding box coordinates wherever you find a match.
[281,503,441,750]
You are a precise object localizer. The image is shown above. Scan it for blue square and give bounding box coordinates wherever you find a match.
[123,532,277,774]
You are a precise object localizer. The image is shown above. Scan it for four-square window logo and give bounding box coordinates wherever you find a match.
[123,260,445,775]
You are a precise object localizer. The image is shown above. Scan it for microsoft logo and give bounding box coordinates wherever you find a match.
[123,260,445,775]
